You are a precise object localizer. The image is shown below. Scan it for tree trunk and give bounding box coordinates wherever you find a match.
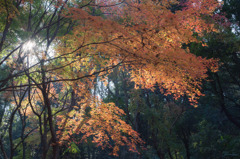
[213,73,240,129]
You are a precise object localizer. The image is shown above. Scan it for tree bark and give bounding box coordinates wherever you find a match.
[213,73,240,129]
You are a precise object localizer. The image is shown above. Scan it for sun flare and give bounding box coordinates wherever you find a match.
[23,40,36,52]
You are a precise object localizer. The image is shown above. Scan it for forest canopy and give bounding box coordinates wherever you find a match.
[0,0,240,159]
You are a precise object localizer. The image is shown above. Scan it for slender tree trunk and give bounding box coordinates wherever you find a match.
[212,73,240,129]
[41,111,48,159]
[183,139,190,159]
[18,110,26,159]
[156,148,165,159]
[151,131,165,159]
[168,148,174,159]
[122,73,132,125]
[40,61,59,159]
[0,138,8,159]
[180,128,190,159]
[42,88,59,159]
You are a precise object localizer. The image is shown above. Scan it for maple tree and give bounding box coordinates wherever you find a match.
[58,0,220,106]
[0,0,223,158]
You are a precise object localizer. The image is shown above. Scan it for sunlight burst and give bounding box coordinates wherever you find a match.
[23,40,36,52]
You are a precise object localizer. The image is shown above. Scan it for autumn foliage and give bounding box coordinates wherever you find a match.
[52,0,221,154]
[58,0,220,105]
[0,0,222,158]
